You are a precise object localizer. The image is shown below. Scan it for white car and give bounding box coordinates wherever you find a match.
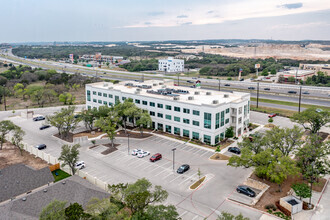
[75,161,85,169]
[137,151,150,158]
[131,149,143,156]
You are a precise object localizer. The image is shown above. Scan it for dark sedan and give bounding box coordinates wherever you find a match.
[248,87,255,90]
[177,164,190,174]
[288,90,297,94]
[228,147,241,154]
[264,88,270,91]
[224,84,230,86]
[236,186,256,197]
[35,144,47,150]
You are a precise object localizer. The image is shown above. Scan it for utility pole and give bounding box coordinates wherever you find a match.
[127,133,130,155]
[218,79,221,91]
[177,74,180,86]
[295,68,299,84]
[298,86,302,113]
[172,148,176,171]
[256,82,260,108]
[142,73,144,82]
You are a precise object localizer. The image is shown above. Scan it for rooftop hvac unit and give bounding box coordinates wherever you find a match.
[103,83,108,87]
[153,83,158,86]
[206,92,212,95]
[108,86,113,90]
[188,96,194,100]
[194,91,200,95]
[224,94,229,98]
[173,97,180,101]
[136,88,142,91]
[159,82,164,85]
[212,100,219,104]
[162,85,166,88]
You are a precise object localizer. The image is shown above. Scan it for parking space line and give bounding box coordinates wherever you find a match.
[200,150,211,157]
[149,164,165,172]
[193,148,204,155]
[179,173,198,185]
[127,158,144,166]
[163,172,175,179]
[178,211,188,218]
[191,215,199,220]
[180,145,190,150]
[143,162,156,170]
[169,174,185,183]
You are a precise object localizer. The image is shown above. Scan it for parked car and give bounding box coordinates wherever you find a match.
[239,78,244,81]
[187,80,193,83]
[302,91,310,95]
[288,91,297,94]
[236,186,256,197]
[264,88,270,91]
[228,147,241,155]
[137,151,150,158]
[224,84,230,86]
[177,164,190,174]
[248,87,255,90]
[268,113,277,118]
[174,84,178,86]
[39,124,51,130]
[131,149,144,156]
[75,161,85,169]
[33,116,45,121]
[150,153,162,162]
[35,144,46,150]
[316,108,323,113]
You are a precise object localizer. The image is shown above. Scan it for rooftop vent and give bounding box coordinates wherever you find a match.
[194,91,200,95]
[188,96,194,100]
[159,82,164,85]
[103,83,108,87]
[173,97,180,101]
[224,94,229,98]
[206,92,212,95]
[136,88,142,92]
[162,85,166,88]
[212,100,219,104]
[153,83,158,86]
[108,86,113,90]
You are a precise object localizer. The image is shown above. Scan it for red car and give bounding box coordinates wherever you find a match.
[150,153,162,162]
[268,113,277,118]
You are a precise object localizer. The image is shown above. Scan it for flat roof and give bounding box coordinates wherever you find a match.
[87,80,249,106]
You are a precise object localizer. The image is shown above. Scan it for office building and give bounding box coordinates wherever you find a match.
[158,57,184,72]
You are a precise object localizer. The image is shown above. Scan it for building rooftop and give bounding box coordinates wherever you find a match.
[88,80,249,106]
[278,69,315,77]
[0,175,110,220]
[159,57,183,62]
[0,164,54,203]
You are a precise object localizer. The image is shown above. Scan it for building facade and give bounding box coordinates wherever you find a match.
[85,80,250,145]
[158,57,184,72]
[299,64,330,75]
[277,69,316,81]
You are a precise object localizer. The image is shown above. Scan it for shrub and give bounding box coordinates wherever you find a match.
[227,77,232,80]
[215,146,221,152]
[268,118,274,123]
[265,204,277,211]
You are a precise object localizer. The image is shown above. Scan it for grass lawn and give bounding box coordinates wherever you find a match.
[251,105,297,117]
[52,169,71,182]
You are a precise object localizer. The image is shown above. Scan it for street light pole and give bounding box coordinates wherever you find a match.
[177,74,179,86]
[298,86,302,113]
[218,79,221,91]
[127,133,130,155]
[172,148,176,171]
[256,82,260,108]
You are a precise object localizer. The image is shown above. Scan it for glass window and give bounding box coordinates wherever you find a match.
[193,110,200,116]
[165,105,172,110]
[204,135,211,144]
[122,97,126,101]
[215,113,220,129]
[221,111,225,127]
[109,102,113,106]
[103,101,107,105]
[157,123,163,131]
[93,99,97,103]
[192,120,199,126]
[174,116,180,122]
[87,105,91,109]
[204,113,211,129]
[225,118,229,124]
[142,101,148,105]
[157,113,163,118]
[183,118,190,124]
[115,96,119,103]
[103,93,107,97]
[109,94,113,98]
[174,127,180,135]
[174,107,180,112]
[150,111,155,116]
[226,108,230,114]
[166,115,172,120]
[87,90,91,95]
[215,135,220,144]
[150,102,155,107]
[220,132,224,139]
[183,108,190,114]
[157,103,163,108]
[166,125,172,133]
[135,99,140,104]
[192,132,199,140]
[98,92,102,96]
[183,129,189,137]
[98,100,102,104]
[93,91,96,95]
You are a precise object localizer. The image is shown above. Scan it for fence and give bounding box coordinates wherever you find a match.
[6,134,109,192]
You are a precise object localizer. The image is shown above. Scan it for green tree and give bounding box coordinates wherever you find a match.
[288,76,296,83]
[65,202,86,220]
[144,205,179,220]
[291,107,330,134]
[26,85,46,107]
[39,199,67,220]
[292,183,311,200]
[13,83,25,99]
[136,111,152,136]
[11,126,25,156]
[115,99,135,132]
[80,108,98,131]
[0,120,16,150]
[225,126,234,138]
[59,92,75,105]
[95,115,118,148]
[217,211,250,220]
[58,144,80,175]
[239,132,265,154]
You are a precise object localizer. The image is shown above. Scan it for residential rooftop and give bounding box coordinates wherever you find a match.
[88,80,250,106]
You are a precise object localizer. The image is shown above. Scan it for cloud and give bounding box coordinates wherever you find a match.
[177,15,188,18]
[270,21,330,30]
[148,11,164,16]
[181,22,192,25]
[279,3,303,9]
[207,10,215,14]
[144,22,152,25]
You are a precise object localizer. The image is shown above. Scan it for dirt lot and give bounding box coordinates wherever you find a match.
[251,173,327,212]
[0,142,49,170]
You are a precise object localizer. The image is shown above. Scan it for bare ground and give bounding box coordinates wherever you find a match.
[0,142,49,170]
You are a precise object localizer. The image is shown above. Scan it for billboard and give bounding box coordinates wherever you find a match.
[69,54,74,62]
[255,64,260,69]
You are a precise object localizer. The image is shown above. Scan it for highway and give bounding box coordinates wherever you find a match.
[1,49,329,110]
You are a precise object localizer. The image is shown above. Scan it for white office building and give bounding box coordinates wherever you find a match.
[85,80,250,145]
[158,57,184,72]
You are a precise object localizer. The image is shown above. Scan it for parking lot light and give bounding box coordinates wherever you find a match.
[172,148,176,171]
[127,133,130,155]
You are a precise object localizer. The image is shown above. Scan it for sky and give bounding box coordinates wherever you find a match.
[1,0,330,43]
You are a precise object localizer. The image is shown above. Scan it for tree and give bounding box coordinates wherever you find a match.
[11,126,25,156]
[13,83,25,99]
[65,202,86,220]
[263,126,304,156]
[217,211,250,220]
[0,120,16,150]
[58,144,80,175]
[238,133,265,154]
[288,76,296,83]
[292,183,311,200]
[145,205,179,220]
[80,108,98,131]
[291,107,330,134]
[25,85,46,107]
[59,92,75,105]
[39,199,67,220]
[115,99,135,132]
[95,115,118,148]
[136,111,152,136]
[225,126,234,138]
